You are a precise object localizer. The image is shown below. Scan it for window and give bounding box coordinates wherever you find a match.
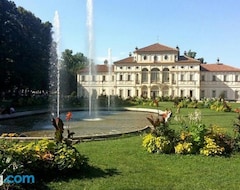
[189,90,193,97]
[180,90,184,97]
[143,55,147,60]
[119,74,123,81]
[224,75,227,82]
[175,55,178,61]
[128,66,131,69]
[172,73,176,84]
[201,75,205,81]
[181,74,184,81]
[81,75,85,82]
[127,90,131,97]
[162,68,169,83]
[102,75,106,82]
[92,76,95,82]
[212,90,216,98]
[136,74,139,84]
[136,90,139,97]
[201,90,205,99]
[212,75,216,81]
[119,89,123,97]
[236,75,239,82]
[127,74,131,81]
[190,74,194,81]
[151,68,160,83]
[142,68,148,83]
[164,55,168,60]
[154,55,158,62]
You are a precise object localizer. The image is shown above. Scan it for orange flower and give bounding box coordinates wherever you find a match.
[66,112,72,121]
[235,108,240,113]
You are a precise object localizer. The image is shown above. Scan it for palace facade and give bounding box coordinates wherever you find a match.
[77,43,240,101]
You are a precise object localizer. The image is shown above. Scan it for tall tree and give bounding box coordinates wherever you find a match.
[0,0,52,98]
[61,49,87,95]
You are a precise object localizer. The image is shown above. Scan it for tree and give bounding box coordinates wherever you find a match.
[61,49,87,95]
[185,49,206,64]
[186,50,197,59]
[0,0,52,98]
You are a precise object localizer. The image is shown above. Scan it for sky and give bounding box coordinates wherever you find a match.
[12,0,240,68]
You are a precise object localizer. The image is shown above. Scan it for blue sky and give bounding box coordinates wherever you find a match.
[13,0,240,67]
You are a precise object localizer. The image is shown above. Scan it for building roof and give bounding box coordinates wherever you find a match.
[178,55,200,63]
[114,55,200,65]
[200,63,240,72]
[134,43,178,53]
[79,64,114,73]
[114,57,134,65]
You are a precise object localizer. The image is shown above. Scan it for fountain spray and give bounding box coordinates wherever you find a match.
[53,11,61,117]
[86,0,95,117]
[108,48,112,110]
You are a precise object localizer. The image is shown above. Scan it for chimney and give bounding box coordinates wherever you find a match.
[176,45,180,59]
[104,59,108,65]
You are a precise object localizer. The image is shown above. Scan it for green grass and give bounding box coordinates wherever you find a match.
[44,102,240,189]
[46,135,240,190]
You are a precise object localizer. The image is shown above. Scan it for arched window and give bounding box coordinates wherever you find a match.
[141,68,148,83]
[162,68,169,83]
[141,86,148,98]
[151,86,159,98]
[136,74,139,84]
[151,68,160,83]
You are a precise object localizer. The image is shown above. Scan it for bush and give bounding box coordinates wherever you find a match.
[143,110,236,156]
[142,134,173,153]
[0,139,88,178]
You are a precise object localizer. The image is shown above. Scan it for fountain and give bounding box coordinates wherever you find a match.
[86,0,97,117]
[0,0,152,139]
[107,48,112,110]
[49,11,61,118]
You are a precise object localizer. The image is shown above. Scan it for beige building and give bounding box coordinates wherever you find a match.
[200,63,240,100]
[77,43,240,101]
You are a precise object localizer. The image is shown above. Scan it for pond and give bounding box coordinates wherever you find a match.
[0,111,151,137]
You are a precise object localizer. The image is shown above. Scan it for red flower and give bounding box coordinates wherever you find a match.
[66,112,72,121]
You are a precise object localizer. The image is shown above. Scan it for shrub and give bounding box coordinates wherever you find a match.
[175,142,193,154]
[143,109,236,156]
[200,137,225,156]
[142,134,173,153]
[0,139,88,177]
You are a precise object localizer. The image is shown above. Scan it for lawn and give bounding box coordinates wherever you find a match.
[45,102,240,190]
[46,135,240,190]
